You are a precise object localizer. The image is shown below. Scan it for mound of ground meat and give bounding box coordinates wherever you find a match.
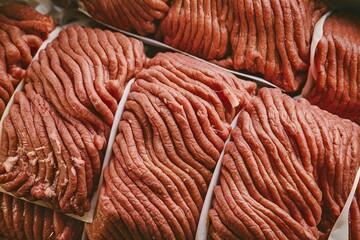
[0,3,55,117]
[306,13,360,125]
[86,52,256,239]
[81,0,170,36]
[0,25,146,215]
[158,0,328,92]
[0,192,83,240]
[208,87,360,240]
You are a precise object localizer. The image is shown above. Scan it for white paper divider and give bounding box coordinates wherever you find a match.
[75,2,278,89]
[80,78,135,240]
[196,111,241,240]
[328,166,360,240]
[300,11,332,98]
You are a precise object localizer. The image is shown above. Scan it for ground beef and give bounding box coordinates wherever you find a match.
[0,3,54,118]
[81,0,170,36]
[86,52,256,239]
[0,25,146,215]
[0,192,84,240]
[208,87,360,240]
[306,13,360,125]
[158,0,327,92]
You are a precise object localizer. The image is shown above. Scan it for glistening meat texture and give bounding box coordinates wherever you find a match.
[306,13,360,125]
[0,3,55,117]
[0,192,83,240]
[86,52,256,240]
[158,0,328,92]
[0,25,146,215]
[158,0,230,60]
[81,0,170,36]
[208,88,360,240]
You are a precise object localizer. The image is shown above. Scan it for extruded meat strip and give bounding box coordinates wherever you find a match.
[249,97,321,226]
[49,42,109,140]
[162,53,248,109]
[56,32,91,107]
[0,45,14,94]
[8,104,37,196]
[231,0,248,70]
[224,142,318,236]
[115,126,189,239]
[201,0,213,59]
[262,0,280,82]
[136,79,219,167]
[0,22,33,66]
[15,92,47,182]
[65,122,94,196]
[113,31,138,80]
[122,110,201,221]
[137,0,167,19]
[215,0,229,59]
[223,148,318,239]
[240,110,308,223]
[0,85,9,104]
[129,90,215,179]
[0,3,53,25]
[170,0,188,49]
[214,183,265,239]
[86,186,133,240]
[244,0,259,72]
[140,63,230,144]
[25,84,69,205]
[111,142,178,240]
[280,0,308,71]
[65,26,95,81]
[124,105,198,236]
[289,0,308,62]
[105,166,154,240]
[148,53,239,122]
[229,129,316,238]
[129,38,146,75]
[309,105,341,216]
[101,30,128,93]
[182,0,198,53]
[121,0,155,35]
[1,193,17,239]
[336,38,352,116]
[92,28,118,80]
[42,208,53,239]
[33,205,44,240]
[318,35,337,111]
[232,123,295,214]
[53,118,84,214]
[222,174,288,239]
[272,90,323,204]
[0,14,53,40]
[252,0,267,74]
[34,48,106,152]
[74,27,118,114]
[57,31,114,126]
[0,195,10,238]
[23,202,35,240]
[108,159,163,240]
[0,29,21,67]
[125,100,208,198]
[12,197,24,239]
[118,119,193,239]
